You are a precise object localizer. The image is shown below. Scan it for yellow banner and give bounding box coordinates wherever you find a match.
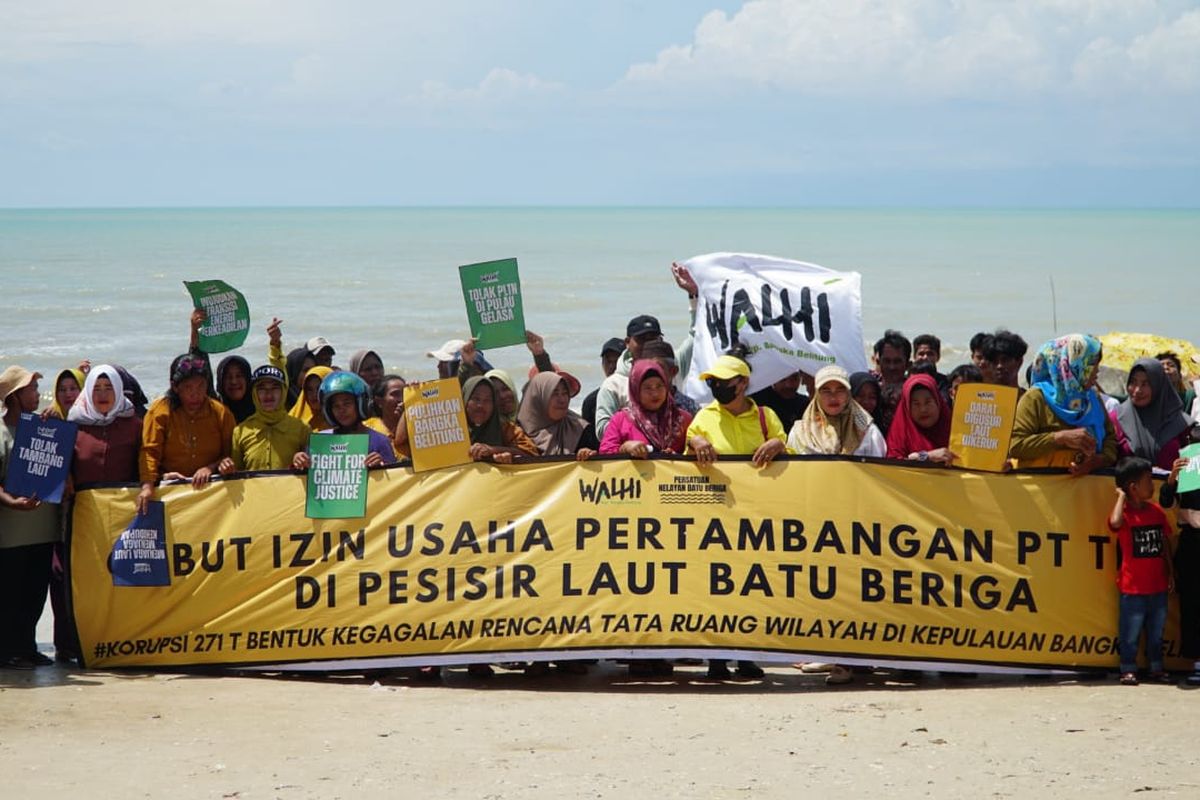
[69,458,1187,671]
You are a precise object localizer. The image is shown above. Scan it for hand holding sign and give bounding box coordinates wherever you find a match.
[459,258,527,350]
[184,280,251,353]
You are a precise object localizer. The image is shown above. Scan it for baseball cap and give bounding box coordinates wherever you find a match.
[626,315,662,339]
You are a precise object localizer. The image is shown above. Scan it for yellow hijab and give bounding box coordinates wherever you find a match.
[52,368,86,419]
[289,366,333,431]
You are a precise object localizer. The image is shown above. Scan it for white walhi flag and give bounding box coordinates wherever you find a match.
[683,253,868,401]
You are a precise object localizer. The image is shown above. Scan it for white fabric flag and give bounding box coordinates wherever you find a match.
[683,253,868,400]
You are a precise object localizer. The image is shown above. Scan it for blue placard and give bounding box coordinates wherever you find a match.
[110,501,172,587]
[4,413,77,504]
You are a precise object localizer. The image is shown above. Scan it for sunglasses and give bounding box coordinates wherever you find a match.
[705,376,742,390]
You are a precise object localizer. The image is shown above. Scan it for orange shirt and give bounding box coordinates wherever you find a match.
[139,397,234,483]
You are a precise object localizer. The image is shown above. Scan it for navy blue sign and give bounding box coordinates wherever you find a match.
[4,413,76,504]
[110,501,172,587]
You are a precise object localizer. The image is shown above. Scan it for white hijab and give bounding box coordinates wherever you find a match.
[68,364,135,427]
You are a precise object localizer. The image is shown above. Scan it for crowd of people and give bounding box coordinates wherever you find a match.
[2,265,1198,687]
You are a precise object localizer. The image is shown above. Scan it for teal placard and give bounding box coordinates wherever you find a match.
[458,258,526,349]
[305,434,369,519]
[1179,443,1200,495]
[183,279,251,353]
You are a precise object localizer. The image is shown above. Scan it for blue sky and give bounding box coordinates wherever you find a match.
[2,0,1198,207]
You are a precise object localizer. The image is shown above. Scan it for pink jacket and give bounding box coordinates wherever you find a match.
[599,407,691,455]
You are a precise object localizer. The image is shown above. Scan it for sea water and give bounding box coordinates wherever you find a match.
[2,207,1197,400]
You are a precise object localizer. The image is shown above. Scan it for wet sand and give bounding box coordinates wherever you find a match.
[3,657,1198,799]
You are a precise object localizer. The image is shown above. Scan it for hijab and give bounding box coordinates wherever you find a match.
[622,361,686,453]
[1030,334,1107,452]
[485,369,520,426]
[517,372,588,455]
[289,366,333,430]
[285,347,313,406]
[463,376,505,447]
[67,364,135,427]
[792,366,874,455]
[849,371,885,427]
[1117,357,1191,460]
[886,373,952,458]
[250,369,289,426]
[349,350,383,382]
[51,368,86,419]
[216,355,255,423]
[114,366,148,418]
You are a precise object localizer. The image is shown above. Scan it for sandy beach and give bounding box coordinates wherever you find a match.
[3,625,1198,800]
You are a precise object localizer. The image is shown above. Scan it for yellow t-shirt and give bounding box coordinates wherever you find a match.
[685,400,788,456]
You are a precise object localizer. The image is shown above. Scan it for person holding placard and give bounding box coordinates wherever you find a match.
[297,372,395,466]
[1009,335,1117,476]
[461,377,539,463]
[59,364,142,663]
[137,354,235,515]
[1111,358,1197,471]
[369,375,407,438]
[1162,452,1200,686]
[885,374,957,465]
[0,366,60,669]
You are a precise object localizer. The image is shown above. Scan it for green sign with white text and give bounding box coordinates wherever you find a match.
[305,434,369,520]
[183,280,251,353]
[458,258,526,350]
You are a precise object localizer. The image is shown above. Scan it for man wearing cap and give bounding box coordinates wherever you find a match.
[581,337,625,431]
[307,336,336,368]
[0,365,61,669]
[594,268,700,439]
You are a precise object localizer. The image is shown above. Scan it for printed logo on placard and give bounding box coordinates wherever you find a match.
[658,474,727,505]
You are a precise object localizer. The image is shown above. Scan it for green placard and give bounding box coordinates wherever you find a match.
[1179,443,1200,495]
[305,434,369,519]
[458,258,526,349]
[183,279,251,354]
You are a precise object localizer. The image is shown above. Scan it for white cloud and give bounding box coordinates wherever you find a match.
[622,0,1200,98]
[419,67,564,104]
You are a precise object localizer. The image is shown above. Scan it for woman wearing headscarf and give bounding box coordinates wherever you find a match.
[136,353,235,515]
[1009,334,1118,476]
[787,365,885,685]
[462,376,539,463]
[790,366,886,459]
[216,355,255,423]
[114,365,149,418]
[49,368,85,420]
[885,373,956,464]
[289,365,334,432]
[849,372,885,434]
[348,349,385,390]
[285,347,316,407]
[219,365,311,473]
[486,369,521,427]
[54,365,141,664]
[517,372,595,459]
[600,360,691,457]
[1112,358,1197,471]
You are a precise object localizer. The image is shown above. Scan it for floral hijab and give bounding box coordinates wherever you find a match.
[1030,334,1107,452]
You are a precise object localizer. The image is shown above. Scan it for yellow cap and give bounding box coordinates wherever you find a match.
[700,355,750,382]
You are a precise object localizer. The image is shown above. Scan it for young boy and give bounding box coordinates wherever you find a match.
[1108,456,1174,685]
